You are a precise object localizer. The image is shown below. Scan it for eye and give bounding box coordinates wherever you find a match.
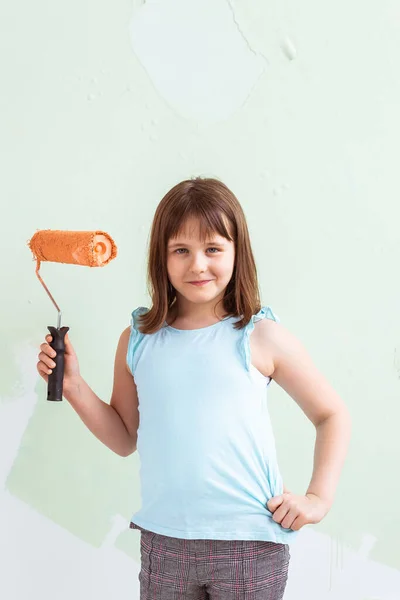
[175,248,220,254]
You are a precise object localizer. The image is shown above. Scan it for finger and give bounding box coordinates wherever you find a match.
[39,347,56,364]
[267,495,284,512]
[290,515,307,531]
[37,361,51,378]
[46,334,53,343]
[281,508,299,530]
[40,342,56,358]
[40,342,51,354]
[39,362,53,375]
[38,352,56,370]
[272,502,290,525]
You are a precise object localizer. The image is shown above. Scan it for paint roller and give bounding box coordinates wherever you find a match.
[28,230,117,402]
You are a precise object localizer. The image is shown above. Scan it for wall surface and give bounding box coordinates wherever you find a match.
[1,1,400,598]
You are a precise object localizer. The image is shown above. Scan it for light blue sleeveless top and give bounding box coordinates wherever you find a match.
[127,305,298,544]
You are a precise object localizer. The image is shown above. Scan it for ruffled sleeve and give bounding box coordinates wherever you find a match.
[126,306,148,376]
[238,306,281,383]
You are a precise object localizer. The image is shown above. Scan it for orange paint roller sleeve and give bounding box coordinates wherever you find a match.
[28,230,117,267]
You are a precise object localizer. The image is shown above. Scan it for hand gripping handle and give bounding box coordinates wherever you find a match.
[47,326,70,402]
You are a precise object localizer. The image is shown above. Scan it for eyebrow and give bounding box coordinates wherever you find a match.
[168,240,226,248]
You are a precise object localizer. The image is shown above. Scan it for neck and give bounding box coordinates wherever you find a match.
[167,298,228,326]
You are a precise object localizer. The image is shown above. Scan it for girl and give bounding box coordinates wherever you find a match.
[37,177,351,599]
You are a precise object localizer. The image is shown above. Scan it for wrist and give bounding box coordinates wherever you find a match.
[306,491,333,509]
[63,375,83,401]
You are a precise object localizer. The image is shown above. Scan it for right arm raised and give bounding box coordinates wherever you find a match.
[62,327,139,457]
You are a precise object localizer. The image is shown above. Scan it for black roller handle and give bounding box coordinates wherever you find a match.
[47,326,70,402]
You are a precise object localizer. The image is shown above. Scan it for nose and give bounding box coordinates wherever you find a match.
[189,252,208,274]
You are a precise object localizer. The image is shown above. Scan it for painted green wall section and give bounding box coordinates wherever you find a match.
[1,0,400,598]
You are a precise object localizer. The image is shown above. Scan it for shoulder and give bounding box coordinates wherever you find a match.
[252,307,311,380]
[115,326,133,374]
[251,305,281,344]
[245,306,281,379]
[120,325,131,341]
[254,314,301,368]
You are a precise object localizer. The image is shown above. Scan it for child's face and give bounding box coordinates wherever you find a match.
[166,217,235,306]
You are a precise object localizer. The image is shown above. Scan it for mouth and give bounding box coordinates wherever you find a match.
[188,280,213,286]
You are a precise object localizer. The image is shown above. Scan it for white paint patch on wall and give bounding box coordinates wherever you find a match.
[129,0,266,122]
[1,492,140,600]
[286,529,400,600]
[0,342,141,599]
[0,342,39,484]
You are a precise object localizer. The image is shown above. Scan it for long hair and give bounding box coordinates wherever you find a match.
[137,176,262,334]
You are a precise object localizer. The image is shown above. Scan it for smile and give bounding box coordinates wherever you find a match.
[188,280,213,286]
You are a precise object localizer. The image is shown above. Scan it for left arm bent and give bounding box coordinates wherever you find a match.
[260,319,351,530]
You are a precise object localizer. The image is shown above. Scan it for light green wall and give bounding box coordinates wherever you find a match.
[1,0,399,597]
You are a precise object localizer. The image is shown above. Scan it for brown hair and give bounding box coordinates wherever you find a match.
[137,176,262,334]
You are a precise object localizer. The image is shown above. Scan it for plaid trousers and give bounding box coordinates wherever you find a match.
[130,523,290,600]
